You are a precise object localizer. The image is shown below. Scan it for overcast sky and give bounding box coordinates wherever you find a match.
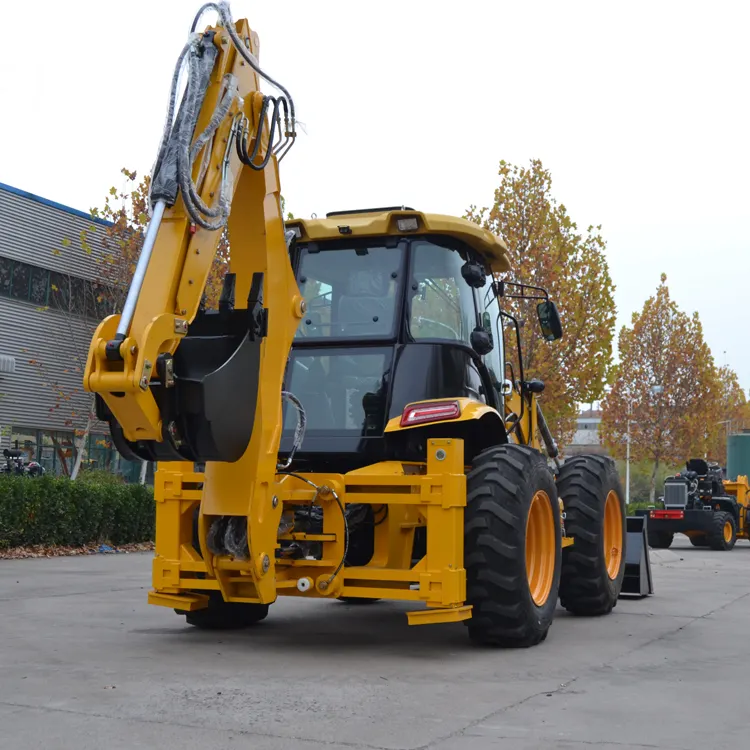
[2,1,748,388]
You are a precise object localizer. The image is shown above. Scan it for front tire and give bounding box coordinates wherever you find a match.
[557,455,626,616]
[178,593,269,630]
[707,512,736,551]
[688,535,709,548]
[179,512,270,629]
[648,531,674,549]
[464,444,561,648]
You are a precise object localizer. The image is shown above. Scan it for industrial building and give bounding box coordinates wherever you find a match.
[566,407,607,456]
[0,182,146,480]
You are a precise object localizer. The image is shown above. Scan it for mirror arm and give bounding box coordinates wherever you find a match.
[497,280,550,301]
[502,292,548,301]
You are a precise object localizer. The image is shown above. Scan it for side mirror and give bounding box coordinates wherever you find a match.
[537,300,563,341]
[461,260,487,289]
[470,326,493,356]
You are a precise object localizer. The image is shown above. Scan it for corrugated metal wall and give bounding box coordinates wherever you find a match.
[0,184,108,435]
[0,185,108,282]
[0,297,100,433]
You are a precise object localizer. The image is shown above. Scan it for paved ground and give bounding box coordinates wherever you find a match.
[1,538,749,750]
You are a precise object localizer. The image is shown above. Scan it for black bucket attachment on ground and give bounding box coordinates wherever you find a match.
[102,273,266,464]
[619,515,654,597]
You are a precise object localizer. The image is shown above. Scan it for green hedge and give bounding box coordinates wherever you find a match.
[0,475,154,549]
[626,500,664,516]
[0,475,669,549]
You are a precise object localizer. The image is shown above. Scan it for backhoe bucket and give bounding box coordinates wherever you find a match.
[171,311,261,462]
[101,273,267,465]
[619,516,654,597]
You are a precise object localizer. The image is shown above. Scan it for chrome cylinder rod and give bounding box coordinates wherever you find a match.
[116,200,167,338]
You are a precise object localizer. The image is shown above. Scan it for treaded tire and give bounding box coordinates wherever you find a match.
[172,511,271,629]
[179,593,269,630]
[707,512,736,551]
[464,444,561,648]
[647,531,674,549]
[688,535,709,548]
[557,454,626,616]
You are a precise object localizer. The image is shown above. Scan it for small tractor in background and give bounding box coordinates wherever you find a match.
[642,458,750,550]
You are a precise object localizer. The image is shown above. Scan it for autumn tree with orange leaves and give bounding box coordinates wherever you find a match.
[600,275,720,501]
[91,169,230,313]
[706,366,750,464]
[467,159,616,445]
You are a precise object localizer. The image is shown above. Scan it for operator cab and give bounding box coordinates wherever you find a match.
[280,208,523,472]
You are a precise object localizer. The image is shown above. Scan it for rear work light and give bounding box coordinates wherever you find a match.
[651,510,684,520]
[400,400,461,427]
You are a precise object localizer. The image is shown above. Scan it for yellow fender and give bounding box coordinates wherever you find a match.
[384,397,504,434]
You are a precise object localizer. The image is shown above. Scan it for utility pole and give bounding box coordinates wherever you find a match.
[649,385,663,502]
[717,419,732,462]
[625,400,631,507]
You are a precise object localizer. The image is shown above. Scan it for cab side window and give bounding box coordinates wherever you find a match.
[482,286,503,387]
[409,241,478,342]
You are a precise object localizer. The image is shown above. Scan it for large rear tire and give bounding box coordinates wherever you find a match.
[557,455,626,616]
[707,512,736,551]
[464,444,561,648]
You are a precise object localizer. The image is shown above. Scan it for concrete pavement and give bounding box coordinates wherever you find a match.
[1,538,749,749]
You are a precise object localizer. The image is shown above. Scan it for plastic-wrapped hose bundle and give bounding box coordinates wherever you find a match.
[148,1,296,228]
[149,31,237,230]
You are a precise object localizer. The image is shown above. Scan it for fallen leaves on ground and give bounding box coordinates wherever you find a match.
[0,541,154,559]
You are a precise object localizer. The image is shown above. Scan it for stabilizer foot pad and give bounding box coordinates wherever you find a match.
[406,605,472,626]
[148,590,209,611]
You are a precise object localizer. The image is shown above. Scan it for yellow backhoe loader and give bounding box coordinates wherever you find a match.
[84,1,628,646]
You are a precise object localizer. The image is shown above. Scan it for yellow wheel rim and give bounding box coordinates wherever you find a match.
[603,490,623,580]
[724,521,732,543]
[526,490,556,606]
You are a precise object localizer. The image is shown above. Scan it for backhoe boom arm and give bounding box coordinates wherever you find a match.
[84,4,303,468]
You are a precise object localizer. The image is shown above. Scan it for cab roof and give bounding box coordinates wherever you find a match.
[287,207,511,274]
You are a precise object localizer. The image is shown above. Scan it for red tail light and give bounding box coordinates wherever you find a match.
[400,400,461,427]
[651,510,684,519]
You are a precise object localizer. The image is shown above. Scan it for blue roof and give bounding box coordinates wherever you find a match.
[0,181,112,227]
